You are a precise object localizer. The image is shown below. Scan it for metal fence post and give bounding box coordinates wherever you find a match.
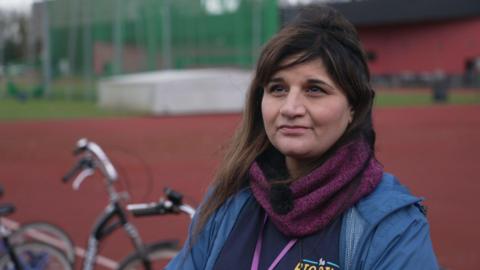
[161,0,172,69]
[113,0,124,75]
[41,0,52,98]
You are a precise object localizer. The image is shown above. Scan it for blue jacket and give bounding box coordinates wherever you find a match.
[166,173,439,269]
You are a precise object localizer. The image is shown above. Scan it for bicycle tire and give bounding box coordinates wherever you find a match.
[117,241,179,270]
[9,222,76,265]
[0,241,73,270]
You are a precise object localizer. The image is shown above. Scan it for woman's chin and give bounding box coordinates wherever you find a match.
[280,149,313,160]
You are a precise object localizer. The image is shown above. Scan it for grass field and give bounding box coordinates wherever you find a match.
[375,88,480,106]
[1,87,479,121]
[0,99,143,121]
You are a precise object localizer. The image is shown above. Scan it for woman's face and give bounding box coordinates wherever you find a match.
[261,57,353,173]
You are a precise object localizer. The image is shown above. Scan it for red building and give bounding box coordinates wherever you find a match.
[360,18,480,77]
[282,0,480,86]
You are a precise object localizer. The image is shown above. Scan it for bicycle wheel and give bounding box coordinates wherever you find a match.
[10,222,76,265]
[117,241,179,270]
[0,241,73,270]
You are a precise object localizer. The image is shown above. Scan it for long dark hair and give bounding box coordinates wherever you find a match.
[194,5,376,236]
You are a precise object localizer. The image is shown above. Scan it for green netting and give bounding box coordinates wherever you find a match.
[47,0,279,77]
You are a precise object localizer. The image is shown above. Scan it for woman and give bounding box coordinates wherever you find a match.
[167,5,438,270]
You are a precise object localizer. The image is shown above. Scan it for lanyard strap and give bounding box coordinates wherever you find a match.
[250,214,298,270]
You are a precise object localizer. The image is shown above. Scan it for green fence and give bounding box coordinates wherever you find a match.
[47,0,279,78]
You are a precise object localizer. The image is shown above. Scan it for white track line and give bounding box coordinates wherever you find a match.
[2,217,118,269]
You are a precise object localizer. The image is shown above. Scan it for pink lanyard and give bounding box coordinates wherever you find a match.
[250,214,298,270]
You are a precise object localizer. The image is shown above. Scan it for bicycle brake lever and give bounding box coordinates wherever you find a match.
[72,168,95,190]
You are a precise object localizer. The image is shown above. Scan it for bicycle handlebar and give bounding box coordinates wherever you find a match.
[74,138,118,181]
[63,139,196,218]
[62,138,119,192]
[127,188,195,219]
[127,201,195,219]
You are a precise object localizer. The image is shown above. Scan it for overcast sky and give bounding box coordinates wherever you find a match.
[0,0,36,13]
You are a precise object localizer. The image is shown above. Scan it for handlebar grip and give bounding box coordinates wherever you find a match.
[128,203,167,217]
[62,158,93,182]
[0,203,15,217]
[131,208,162,217]
[62,162,83,183]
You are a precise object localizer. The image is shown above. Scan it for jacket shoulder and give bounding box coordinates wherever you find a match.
[353,173,439,269]
[356,172,423,225]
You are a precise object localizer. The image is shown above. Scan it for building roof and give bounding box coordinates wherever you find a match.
[282,0,480,26]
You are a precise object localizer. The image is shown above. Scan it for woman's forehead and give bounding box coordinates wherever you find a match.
[267,56,330,83]
[268,54,325,77]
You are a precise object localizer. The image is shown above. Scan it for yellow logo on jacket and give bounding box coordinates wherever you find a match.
[294,258,340,270]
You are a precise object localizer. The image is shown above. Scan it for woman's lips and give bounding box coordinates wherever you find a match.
[278,125,310,135]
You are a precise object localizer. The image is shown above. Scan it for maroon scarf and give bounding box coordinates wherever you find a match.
[249,138,383,237]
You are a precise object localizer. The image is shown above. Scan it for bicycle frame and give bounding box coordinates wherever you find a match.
[64,139,172,270]
[0,202,22,269]
[82,200,151,270]
[0,227,22,269]
[1,218,64,270]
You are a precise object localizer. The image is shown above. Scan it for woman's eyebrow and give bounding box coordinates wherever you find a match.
[267,77,284,84]
[306,78,335,90]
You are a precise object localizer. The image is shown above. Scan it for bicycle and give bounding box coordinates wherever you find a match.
[3,222,76,267]
[0,184,75,267]
[0,192,73,270]
[120,187,195,269]
[62,138,194,270]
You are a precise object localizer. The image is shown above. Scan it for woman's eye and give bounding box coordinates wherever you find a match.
[268,85,287,94]
[306,86,326,95]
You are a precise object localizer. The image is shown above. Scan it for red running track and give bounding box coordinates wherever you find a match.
[1,104,479,269]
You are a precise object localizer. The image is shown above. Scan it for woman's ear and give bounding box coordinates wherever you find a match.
[348,109,355,124]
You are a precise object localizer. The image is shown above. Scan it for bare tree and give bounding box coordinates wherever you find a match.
[0,10,29,66]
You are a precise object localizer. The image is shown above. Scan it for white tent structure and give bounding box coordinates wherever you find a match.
[98,69,252,115]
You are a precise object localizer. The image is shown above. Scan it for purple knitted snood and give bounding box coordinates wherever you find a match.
[249,138,383,238]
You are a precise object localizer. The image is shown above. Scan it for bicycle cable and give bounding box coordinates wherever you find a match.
[108,146,155,201]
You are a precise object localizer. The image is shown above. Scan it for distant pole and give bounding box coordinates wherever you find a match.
[251,0,262,65]
[68,0,79,75]
[41,0,52,98]
[161,0,172,69]
[26,1,36,76]
[0,32,5,98]
[146,0,157,70]
[112,0,124,75]
[66,0,79,100]
[82,0,93,99]
[133,2,144,71]
[0,33,4,68]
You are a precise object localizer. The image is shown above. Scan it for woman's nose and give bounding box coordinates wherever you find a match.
[279,91,306,118]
